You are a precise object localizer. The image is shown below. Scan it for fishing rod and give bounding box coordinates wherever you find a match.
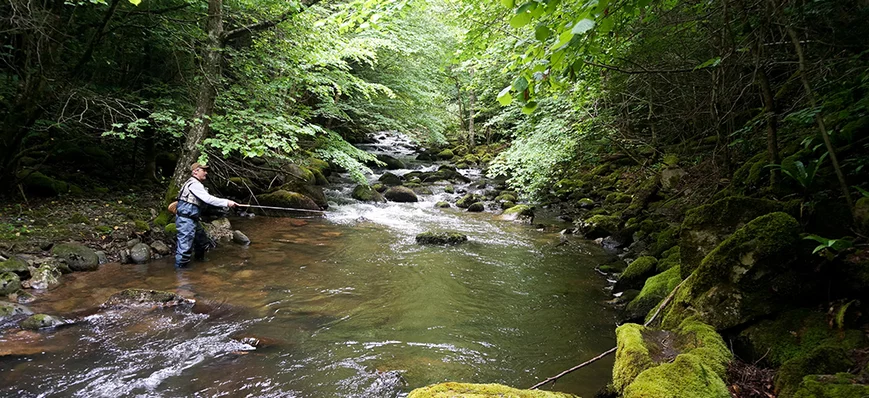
[237,204,326,213]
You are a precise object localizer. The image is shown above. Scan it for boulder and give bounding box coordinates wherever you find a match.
[126,238,141,249]
[0,301,33,320]
[102,288,194,309]
[436,149,454,160]
[352,185,386,203]
[577,198,596,209]
[435,201,450,208]
[624,266,681,322]
[467,202,485,212]
[408,382,577,397]
[0,257,30,277]
[614,318,731,397]
[792,373,869,398]
[662,212,804,330]
[377,154,406,170]
[283,164,315,185]
[456,193,483,208]
[578,215,620,239]
[257,190,321,211]
[279,182,329,209]
[22,262,62,290]
[150,241,171,255]
[614,256,658,292]
[415,232,468,245]
[232,230,251,245]
[500,205,534,223]
[20,314,65,330]
[129,243,152,264]
[679,196,799,279]
[95,251,109,265]
[204,217,233,242]
[1,272,21,295]
[383,186,418,203]
[378,172,403,186]
[51,243,99,271]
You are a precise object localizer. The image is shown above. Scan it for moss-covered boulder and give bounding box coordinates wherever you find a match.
[679,196,800,278]
[615,318,732,397]
[436,149,454,160]
[1,272,21,295]
[279,181,329,209]
[495,193,517,203]
[408,382,577,397]
[415,232,468,245]
[599,259,629,274]
[663,212,803,330]
[102,288,194,309]
[283,164,315,185]
[500,204,534,223]
[625,266,682,321]
[792,373,869,398]
[577,198,596,209]
[376,154,406,170]
[776,345,857,398]
[606,192,633,205]
[17,170,76,196]
[0,301,33,320]
[435,201,450,208]
[456,193,483,208]
[614,256,658,292]
[20,314,65,330]
[0,257,31,277]
[51,243,99,271]
[578,215,620,239]
[257,190,322,210]
[657,246,681,272]
[352,185,386,203]
[304,157,332,177]
[383,186,418,202]
[378,172,403,186]
[467,202,485,212]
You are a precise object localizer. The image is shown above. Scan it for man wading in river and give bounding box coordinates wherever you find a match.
[174,163,238,269]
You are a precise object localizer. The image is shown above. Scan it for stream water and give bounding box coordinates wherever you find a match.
[0,133,617,397]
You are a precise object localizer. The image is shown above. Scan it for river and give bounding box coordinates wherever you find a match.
[0,134,617,397]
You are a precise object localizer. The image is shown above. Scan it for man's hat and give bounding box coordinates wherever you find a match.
[191,162,209,171]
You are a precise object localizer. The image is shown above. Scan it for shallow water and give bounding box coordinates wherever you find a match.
[1,135,618,397]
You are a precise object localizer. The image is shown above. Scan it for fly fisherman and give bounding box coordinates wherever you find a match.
[175,162,238,269]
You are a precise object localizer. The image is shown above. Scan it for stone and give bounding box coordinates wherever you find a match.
[435,201,450,208]
[383,186,418,202]
[126,238,141,249]
[436,149,454,160]
[0,301,33,320]
[500,204,534,223]
[577,198,596,209]
[407,382,577,397]
[376,154,406,170]
[456,193,483,208]
[624,266,681,322]
[278,181,329,209]
[578,215,621,240]
[20,314,65,330]
[129,243,151,264]
[663,212,804,330]
[415,232,468,245]
[204,218,233,242]
[150,241,171,255]
[352,185,386,202]
[51,243,99,271]
[0,256,30,277]
[378,172,403,186]
[0,272,22,295]
[102,288,194,309]
[95,251,109,264]
[467,202,485,212]
[22,263,61,290]
[232,230,251,245]
[614,256,658,292]
[258,190,321,211]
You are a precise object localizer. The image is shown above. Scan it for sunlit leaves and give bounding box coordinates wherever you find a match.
[497,86,513,105]
[571,18,595,34]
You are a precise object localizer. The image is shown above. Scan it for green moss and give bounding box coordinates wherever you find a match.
[20,314,62,330]
[663,212,802,330]
[415,232,468,245]
[435,201,450,208]
[443,185,455,194]
[0,257,29,274]
[495,193,517,203]
[436,149,454,159]
[0,272,22,295]
[582,214,620,238]
[352,185,386,202]
[456,193,483,208]
[462,154,480,164]
[304,157,332,177]
[626,266,682,320]
[407,382,578,397]
[164,223,178,236]
[674,318,732,378]
[258,189,321,210]
[657,246,681,272]
[606,192,633,205]
[776,345,855,398]
[624,353,730,398]
[793,373,869,398]
[614,323,655,392]
[501,204,534,221]
[577,198,595,208]
[731,152,769,193]
[154,211,173,227]
[616,256,658,291]
[69,212,89,224]
[650,226,679,257]
[133,220,150,233]
[663,154,680,166]
[51,243,99,272]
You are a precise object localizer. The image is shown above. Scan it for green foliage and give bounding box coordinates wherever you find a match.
[767,152,828,194]
[803,234,853,258]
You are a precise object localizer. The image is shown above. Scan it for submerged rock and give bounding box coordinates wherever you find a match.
[20,314,66,330]
[0,272,21,295]
[408,382,577,397]
[205,217,233,242]
[352,185,386,203]
[130,243,152,264]
[22,262,62,290]
[415,232,468,245]
[51,243,99,271]
[102,288,194,309]
[232,230,251,245]
[384,186,418,202]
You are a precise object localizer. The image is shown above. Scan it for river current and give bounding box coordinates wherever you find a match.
[0,133,617,397]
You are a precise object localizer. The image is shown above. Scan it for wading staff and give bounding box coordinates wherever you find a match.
[237,204,326,214]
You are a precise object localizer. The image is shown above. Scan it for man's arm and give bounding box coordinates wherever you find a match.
[189,181,236,207]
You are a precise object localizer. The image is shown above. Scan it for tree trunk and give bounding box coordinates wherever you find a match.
[168,0,223,192]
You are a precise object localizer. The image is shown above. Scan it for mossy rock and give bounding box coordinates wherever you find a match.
[663,212,803,330]
[579,214,621,239]
[102,288,193,309]
[501,201,516,209]
[164,223,178,236]
[372,183,387,193]
[793,373,869,398]
[680,196,800,279]
[436,149,454,160]
[456,193,483,209]
[649,226,679,257]
[17,170,72,196]
[69,212,89,224]
[615,318,732,397]
[283,164,315,185]
[25,263,62,290]
[279,181,328,209]
[378,172,403,186]
[614,256,658,292]
[51,243,99,272]
[0,272,22,295]
[467,202,485,212]
[0,301,33,320]
[625,266,682,321]
[656,246,681,272]
[352,185,386,203]
[257,190,321,210]
[20,314,65,330]
[304,157,332,177]
[495,193,517,203]
[500,204,534,222]
[462,154,480,165]
[415,232,467,245]
[435,201,450,208]
[133,220,150,233]
[383,186,418,203]
[731,152,770,194]
[412,186,433,196]
[624,174,661,218]
[443,185,455,194]
[606,192,633,205]
[0,257,31,277]
[376,154,406,170]
[599,259,629,273]
[776,345,856,398]
[408,382,577,397]
[154,211,174,227]
[577,198,596,208]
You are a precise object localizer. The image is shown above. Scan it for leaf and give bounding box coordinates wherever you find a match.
[513,76,529,92]
[517,2,537,14]
[521,101,538,114]
[803,234,830,244]
[571,18,595,35]
[128,0,141,5]
[694,57,721,71]
[501,0,515,8]
[551,30,574,51]
[854,186,869,197]
[535,25,552,41]
[510,12,532,28]
[497,86,514,106]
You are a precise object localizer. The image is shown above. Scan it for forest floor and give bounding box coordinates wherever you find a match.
[0,189,164,263]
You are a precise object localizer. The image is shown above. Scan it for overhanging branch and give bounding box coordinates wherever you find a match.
[221,0,322,44]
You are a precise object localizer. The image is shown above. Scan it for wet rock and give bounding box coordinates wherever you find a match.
[456,193,483,209]
[20,314,65,330]
[232,230,251,245]
[378,172,403,186]
[150,241,171,255]
[377,154,406,170]
[436,149,454,160]
[126,238,141,249]
[624,266,681,322]
[10,291,35,304]
[578,215,621,240]
[613,256,658,293]
[408,382,577,397]
[0,301,33,320]
[364,370,407,397]
[129,243,152,264]
[0,256,30,278]
[383,186,418,203]
[258,189,322,211]
[51,243,99,271]
[352,185,386,203]
[279,181,329,209]
[119,249,132,264]
[500,204,535,223]
[102,288,194,309]
[415,232,468,245]
[435,201,450,208]
[0,272,21,295]
[95,251,109,265]
[205,218,234,242]
[577,197,596,209]
[22,261,62,290]
[443,185,455,194]
[467,202,485,212]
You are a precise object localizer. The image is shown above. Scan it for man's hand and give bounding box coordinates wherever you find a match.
[227,200,239,208]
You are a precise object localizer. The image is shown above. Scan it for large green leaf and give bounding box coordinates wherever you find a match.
[501,0,515,8]
[535,25,552,41]
[571,18,595,34]
[510,12,533,28]
[497,86,514,106]
[521,101,539,114]
[513,76,529,92]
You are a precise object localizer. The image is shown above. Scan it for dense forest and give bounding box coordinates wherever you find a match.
[2,0,869,396]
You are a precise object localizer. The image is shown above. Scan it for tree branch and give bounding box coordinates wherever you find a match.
[221,0,322,44]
